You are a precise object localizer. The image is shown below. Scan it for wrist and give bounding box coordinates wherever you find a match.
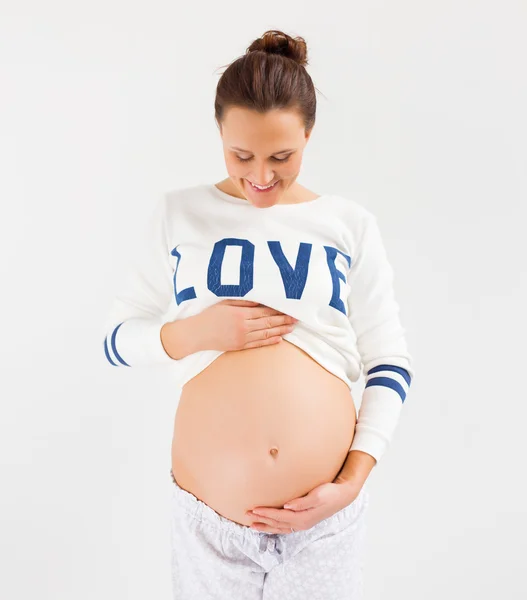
[186,313,209,353]
[333,450,377,487]
[161,317,204,359]
[334,474,363,496]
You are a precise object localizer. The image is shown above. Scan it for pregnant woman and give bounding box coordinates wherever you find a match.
[103,30,414,600]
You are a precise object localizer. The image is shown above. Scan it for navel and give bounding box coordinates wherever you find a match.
[269,446,279,458]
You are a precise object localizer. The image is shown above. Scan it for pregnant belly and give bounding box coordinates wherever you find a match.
[171,340,357,527]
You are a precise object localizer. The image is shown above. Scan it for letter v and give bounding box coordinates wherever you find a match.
[267,241,312,299]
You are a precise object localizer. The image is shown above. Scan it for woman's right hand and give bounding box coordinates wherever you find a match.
[193,299,299,352]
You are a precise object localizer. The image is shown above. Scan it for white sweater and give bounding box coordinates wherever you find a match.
[102,183,414,463]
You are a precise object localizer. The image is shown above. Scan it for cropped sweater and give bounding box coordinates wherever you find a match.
[102,183,415,463]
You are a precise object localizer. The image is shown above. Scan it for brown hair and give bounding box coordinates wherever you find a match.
[214,30,320,135]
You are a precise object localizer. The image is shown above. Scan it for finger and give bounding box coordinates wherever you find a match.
[245,324,294,344]
[283,501,317,511]
[222,299,260,306]
[242,336,283,349]
[249,508,291,522]
[246,314,297,333]
[251,523,292,534]
[248,305,295,319]
[248,512,281,526]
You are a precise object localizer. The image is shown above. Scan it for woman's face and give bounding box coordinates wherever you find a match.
[219,106,312,208]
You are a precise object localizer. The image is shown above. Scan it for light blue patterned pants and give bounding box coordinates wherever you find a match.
[169,469,370,599]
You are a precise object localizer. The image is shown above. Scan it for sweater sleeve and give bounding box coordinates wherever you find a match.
[347,213,414,463]
[102,194,178,367]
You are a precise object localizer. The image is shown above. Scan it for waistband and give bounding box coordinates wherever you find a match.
[169,468,369,542]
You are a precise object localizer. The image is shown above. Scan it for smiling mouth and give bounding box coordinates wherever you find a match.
[246,179,279,192]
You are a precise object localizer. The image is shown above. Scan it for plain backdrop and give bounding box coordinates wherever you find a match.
[1,1,526,598]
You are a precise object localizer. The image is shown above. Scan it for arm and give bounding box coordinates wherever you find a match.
[102,194,190,367]
[343,213,415,474]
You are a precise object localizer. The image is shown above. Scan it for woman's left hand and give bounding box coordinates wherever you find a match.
[246,479,362,534]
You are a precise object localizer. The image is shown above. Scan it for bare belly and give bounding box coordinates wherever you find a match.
[171,340,356,527]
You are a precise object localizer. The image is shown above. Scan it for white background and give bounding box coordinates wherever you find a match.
[1,1,526,598]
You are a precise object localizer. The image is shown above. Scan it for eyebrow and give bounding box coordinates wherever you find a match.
[230,146,296,155]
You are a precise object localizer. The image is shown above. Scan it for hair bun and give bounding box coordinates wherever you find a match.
[247,30,308,67]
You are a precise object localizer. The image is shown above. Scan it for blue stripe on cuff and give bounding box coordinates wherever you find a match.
[104,337,119,366]
[110,323,130,367]
[367,364,412,386]
[365,376,407,402]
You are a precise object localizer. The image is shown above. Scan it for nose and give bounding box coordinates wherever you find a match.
[251,164,276,186]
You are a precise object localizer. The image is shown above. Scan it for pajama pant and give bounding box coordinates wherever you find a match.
[169,469,370,600]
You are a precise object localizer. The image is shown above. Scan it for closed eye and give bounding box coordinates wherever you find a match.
[236,155,291,163]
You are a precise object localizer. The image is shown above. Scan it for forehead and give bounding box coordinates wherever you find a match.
[222,107,304,151]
